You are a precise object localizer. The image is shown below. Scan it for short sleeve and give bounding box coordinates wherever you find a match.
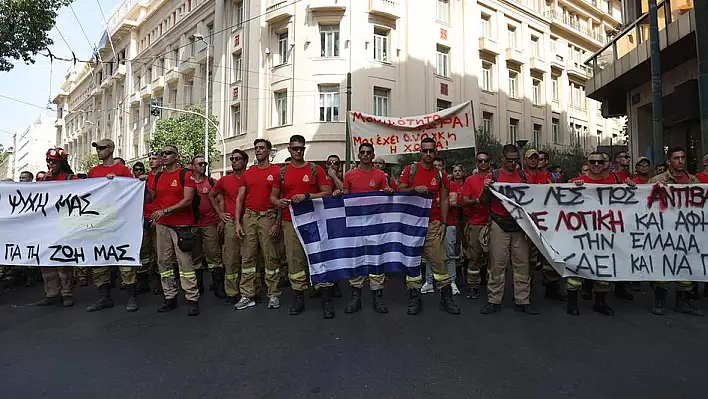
[213,177,224,194]
[461,178,472,198]
[399,166,411,186]
[121,165,133,177]
[440,171,450,190]
[343,171,353,191]
[314,165,328,189]
[183,171,197,188]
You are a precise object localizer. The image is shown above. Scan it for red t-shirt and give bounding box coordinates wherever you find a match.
[461,174,490,225]
[88,162,133,178]
[242,164,280,212]
[399,162,450,223]
[344,167,388,193]
[152,169,197,226]
[275,162,328,221]
[387,175,398,191]
[631,176,650,184]
[144,172,158,218]
[673,173,691,184]
[212,172,243,218]
[41,171,78,181]
[193,177,219,226]
[613,171,630,183]
[490,169,526,217]
[569,174,618,184]
[695,172,708,183]
[535,170,554,184]
[447,180,464,225]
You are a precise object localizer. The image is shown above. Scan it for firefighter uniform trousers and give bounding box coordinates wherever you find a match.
[406,221,451,289]
[530,244,561,285]
[155,224,199,301]
[41,267,73,298]
[192,224,223,272]
[282,221,332,290]
[488,221,531,305]
[140,221,158,276]
[240,209,282,298]
[652,281,693,294]
[566,277,610,294]
[464,224,485,288]
[223,220,243,298]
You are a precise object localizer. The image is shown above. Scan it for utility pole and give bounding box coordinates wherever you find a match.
[345,72,352,171]
[695,0,708,157]
[648,0,665,165]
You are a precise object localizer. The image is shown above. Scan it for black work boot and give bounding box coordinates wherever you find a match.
[344,287,362,314]
[513,303,540,315]
[125,284,139,312]
[372,289,388,313]
[310,287,321,298]
[593,292,614,316]
[136,272,151,294]
[676,291,704,316]
[566,290,580,316]
[545,281,567,302]
[466,286,479,300]
[406,288,422,315]
[689,284,700,301]
[480,302,501,314]
[332,282,342,298]
[614,282,634,300]
[33,296,60,306]
[211,268,227,299]
[581,280,593,300]
[86,284,114,312]
[186,300,200,316]
[62,296,74,307]
[195,269,205,295]
[157,297,178,313]
[322,286,335,319]
[440,285,461,314]
[289,291,305,315]
[652,288,667,315]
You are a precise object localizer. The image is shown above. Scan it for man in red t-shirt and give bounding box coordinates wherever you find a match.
[331,143,394,314]
[84,139,138,313]
[522,149,541,184]
[325,154,344,192]
[270,135,331,317]
[374,157,398,190]
[209,149,248,303]
[461,151,491,300]
[189,155,226,300]
[137,151,163,295]
[147,145,199,316]
[398,138,460,316]
[233,139,284,311]
[695,154,708,183]
[631,157,651,184]
[481,144,538,315]
[613,150,631,183]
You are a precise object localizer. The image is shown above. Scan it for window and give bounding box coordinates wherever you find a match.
[550,37,557,53]
[318,85,339,122]
[436,45,449,77]
[509,119,519,143]
[508,71,518,99]
[278,32,289,65]
[532,79,541,105]
[481,14,491,38]
[274,91,287,126]
[231,105,241,137]
[234,1,244,28]
[437,0,450,23]
[232,53,242,82]
[481,61,492,91]
[172,48,179,67]
[437,99,451,111]
[482,112,493,134]
[373,28,389,62]
[170,88,178,107]
[531,36,541,58]
[373,87,390,117]
[189,37,196,56]
[533,124,542,147]
[184,84,193,105]
[551,76,559,102]
[571,82,585,109]
[320,25,339,57]
[507,26,517,49]
[552,118,560,143]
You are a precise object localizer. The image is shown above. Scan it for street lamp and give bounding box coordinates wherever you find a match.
[193,33,210,170]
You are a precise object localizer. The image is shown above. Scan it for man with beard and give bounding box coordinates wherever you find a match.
[138,151,163,294]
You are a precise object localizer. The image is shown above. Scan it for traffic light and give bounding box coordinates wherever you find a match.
[150,99,162,116]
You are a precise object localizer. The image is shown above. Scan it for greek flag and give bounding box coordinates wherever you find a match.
[290,193,432,284]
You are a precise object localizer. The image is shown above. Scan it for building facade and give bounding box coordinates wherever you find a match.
[15,112,57,176]
[54,0,624,175]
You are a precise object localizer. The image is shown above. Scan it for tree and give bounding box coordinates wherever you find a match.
[149,105,219,164]
[0,0,73,72]
[540,145,588,182]
[77,153,98,173]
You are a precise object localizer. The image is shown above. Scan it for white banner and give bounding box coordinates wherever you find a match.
[348,101,476,156]
[0,178,144,267]
[491,183,708,281]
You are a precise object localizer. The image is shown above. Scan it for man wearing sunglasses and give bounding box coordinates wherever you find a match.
[613,151,631,183]
[86,139,140,313]
[398,137,460,315]
[233,139,284,311]
[138,151,164,295]
[461,152,492,300]
[332,143,394,314]
[132,162,146,178]
[210,149,249,304]
[326,154,344,192]
[271,135,332,318]
[631,157,652,184]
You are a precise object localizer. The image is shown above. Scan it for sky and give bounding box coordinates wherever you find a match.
[0,0,115,149]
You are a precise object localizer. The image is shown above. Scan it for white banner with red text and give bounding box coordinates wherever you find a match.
[348,101,476,156]
[491,183,708,281]
[0,178,144,267]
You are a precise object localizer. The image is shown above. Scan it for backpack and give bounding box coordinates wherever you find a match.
[153,168,201,224]
[611,173,621,184]
[490,169,528,184]
[408,163,443,188]
[280,162,318,187]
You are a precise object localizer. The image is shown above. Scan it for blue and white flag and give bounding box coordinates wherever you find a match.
[290,193,432,284]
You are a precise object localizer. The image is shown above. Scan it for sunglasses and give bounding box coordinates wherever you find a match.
[588,160,606,165]
[359,150,373,156]
[161,150,176,156]
[291,146,306,153]
[327,160,340,165]
[134,168,145,173]
[95,145,109,151]
[477,158,490,164]
[197,162,208,167]
[618,155,630,159]
[148,151,162,157]
[505,157,520,163]
[230,156,244,162]
[421,149,436,154]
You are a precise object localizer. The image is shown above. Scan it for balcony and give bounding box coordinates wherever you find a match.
[179,56,196,74]
[529,57,549,73]
[152,76,165,93]
[265,1,294,23]
[544,10,608,45]
[130,91,140,104]
[100,74,113,89]
[550,52,566,70]
[566,60,592,80]
[368,0,400,19]
[194,45,214,65]
[112,63,126,80]
[478,37,500,55]
[505,48,525,64]
[165,66,179,84]
[310,0,347,12]
[140,84,152,99]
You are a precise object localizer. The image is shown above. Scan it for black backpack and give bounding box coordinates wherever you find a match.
[490,169,528,184]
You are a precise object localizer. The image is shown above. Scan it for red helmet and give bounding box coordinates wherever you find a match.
[46,147,68,161]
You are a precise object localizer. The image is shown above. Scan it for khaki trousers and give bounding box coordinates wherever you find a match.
[223,221,243,298]
[140,221,157,275]
[192,224,223,270]
[156,224,199,301]
[41,267,73,298]
[282,221,332,291]
[464,224,485,288]
[240,210,282,298]
[349,274,385,291]
[487,221,531,305]
[406,221,450,290]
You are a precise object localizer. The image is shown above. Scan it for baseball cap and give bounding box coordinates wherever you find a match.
[92,138,115,148]
[525,149,539,158]
[635,156,650,165]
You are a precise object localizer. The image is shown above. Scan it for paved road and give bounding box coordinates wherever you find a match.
[1,277,707,399]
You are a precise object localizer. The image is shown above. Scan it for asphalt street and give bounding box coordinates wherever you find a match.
[1,276,707,399]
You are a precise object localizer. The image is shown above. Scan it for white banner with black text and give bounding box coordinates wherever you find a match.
[0,178,144,267]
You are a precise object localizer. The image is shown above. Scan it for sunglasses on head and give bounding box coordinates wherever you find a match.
[291,146,306,153]
[230,156,243,162]
[161,150,176,156]
[588,159,606,165]
[421,148,436,154]
[197,162,208,167]
[95,145,109,151]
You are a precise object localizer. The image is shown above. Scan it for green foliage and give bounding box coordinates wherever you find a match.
[149,105,219,164]
[0,0,73,72]
[77,153,99,173]
[539,145,588,182]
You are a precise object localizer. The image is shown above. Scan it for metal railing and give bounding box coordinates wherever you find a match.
[544,9,608,44]
[106,0,140,35]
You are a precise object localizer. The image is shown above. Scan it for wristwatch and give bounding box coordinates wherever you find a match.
[162,208,170,214]
[304,192,311,200]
